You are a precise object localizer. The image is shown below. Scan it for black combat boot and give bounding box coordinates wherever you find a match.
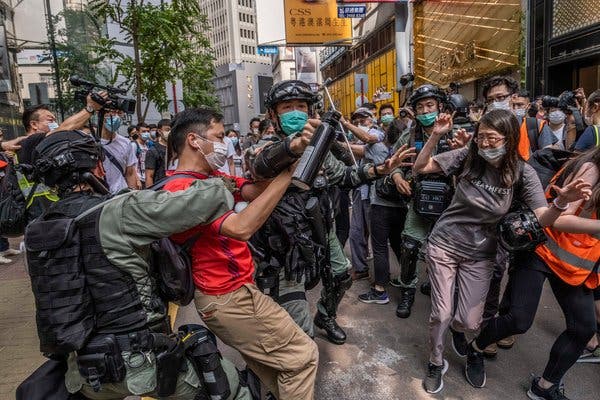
[314,310,346,345]
[396,288,416,318]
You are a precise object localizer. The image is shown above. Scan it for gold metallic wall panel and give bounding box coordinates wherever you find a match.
[413,0,521,87]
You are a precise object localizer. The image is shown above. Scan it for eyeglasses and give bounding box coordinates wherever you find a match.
[474,136,505,146]
[486,93,510,104]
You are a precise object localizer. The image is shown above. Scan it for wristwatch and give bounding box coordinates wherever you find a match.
[85,105,95,113]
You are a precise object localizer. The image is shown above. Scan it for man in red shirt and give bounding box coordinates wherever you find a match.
[163,107,318,399]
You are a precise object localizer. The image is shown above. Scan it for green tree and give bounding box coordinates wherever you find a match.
[46,6,111,115]
[89,0,218,122]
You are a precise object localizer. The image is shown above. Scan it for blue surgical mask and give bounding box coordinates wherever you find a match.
[141,132,151,141]
[104,116,122,132]
[279,110,308,136]
[381,114,394,125]
[230,137,239,146]
[416,111,438,127]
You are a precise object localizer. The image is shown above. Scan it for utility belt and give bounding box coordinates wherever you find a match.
[77,324,231,399]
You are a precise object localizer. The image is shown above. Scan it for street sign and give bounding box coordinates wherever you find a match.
[257,46,279,55]
[165,80,183,102]
[338,4,367,18]
[355,95,368,108]
[354,73,368,94]
[168,100,185,115]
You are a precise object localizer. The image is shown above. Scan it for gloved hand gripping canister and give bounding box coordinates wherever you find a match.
[292,110,342,190]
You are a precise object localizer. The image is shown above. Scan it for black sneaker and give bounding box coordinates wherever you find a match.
[450,328,468,358]
[358,288,389,304]
[527,377,570,400]
[420,280,431,296]
[389,277,402,288]
[423,359,448,394]
[465,344,486,388]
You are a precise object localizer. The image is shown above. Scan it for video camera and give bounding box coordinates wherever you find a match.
[70,75,136,114]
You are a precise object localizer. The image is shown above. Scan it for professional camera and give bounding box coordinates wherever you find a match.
[70,75,136,114]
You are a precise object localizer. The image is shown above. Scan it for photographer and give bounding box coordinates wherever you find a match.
[14,93,106,222]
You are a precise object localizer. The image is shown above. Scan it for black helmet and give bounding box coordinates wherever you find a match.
[33,130,104,189]
[497,208,546,252]
[265,80,319,110]
[448,94,470,117]
[408,84,446,109]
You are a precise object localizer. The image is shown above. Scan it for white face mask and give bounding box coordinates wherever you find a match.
[487,98,511,112]
[195,137,229,171]
[478,145,506,166]
[548,110,566,125]
[358,125,370,132]
[513,108,527,120]
[47,122,59,131]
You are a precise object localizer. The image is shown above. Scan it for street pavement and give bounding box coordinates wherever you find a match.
[2,237,599,400]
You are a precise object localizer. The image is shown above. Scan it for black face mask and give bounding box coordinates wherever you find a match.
[131,134,139,140]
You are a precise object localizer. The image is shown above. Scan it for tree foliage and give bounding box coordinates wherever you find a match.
[89,0,218,122]
[50,8,111,115]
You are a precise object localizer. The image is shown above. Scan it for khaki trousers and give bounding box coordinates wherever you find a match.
[426,244,494,366]
[194,284,318,400]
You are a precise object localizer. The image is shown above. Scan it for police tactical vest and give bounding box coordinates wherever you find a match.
[250,186,330,285]
[26,193,148,354]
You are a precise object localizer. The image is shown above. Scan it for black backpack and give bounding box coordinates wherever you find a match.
[0,154,36,236]
[149,174,203,306]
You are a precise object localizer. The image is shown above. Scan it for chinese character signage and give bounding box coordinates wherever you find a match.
[413,0,521,86]
[338,5,366,18]
[284,0,352,46]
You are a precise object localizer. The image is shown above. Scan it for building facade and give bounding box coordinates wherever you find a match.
[199,0,272,131]
[527,0,600,97]
[0,0,25,137]
[320,0,523,117]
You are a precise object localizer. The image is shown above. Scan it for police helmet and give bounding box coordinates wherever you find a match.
[265,80,320,110]
[497,208,546,252]
[33,130,104,189]
[409,84,446,109]
[448,94,470,117]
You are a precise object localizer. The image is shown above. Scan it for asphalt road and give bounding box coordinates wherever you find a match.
[2,240,599,399]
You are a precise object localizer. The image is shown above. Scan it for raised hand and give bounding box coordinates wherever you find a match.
[448,128,472,149]
[380,144,416,175]
[432,113,453,137]
[552,178,592,204]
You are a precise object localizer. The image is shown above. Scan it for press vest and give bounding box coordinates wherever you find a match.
[518,117,546,161]
[27,194,149,354]
[535,199,600,289]
[14,154,59,217]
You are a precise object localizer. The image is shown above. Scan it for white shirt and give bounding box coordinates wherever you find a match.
[551,124,565,149]
[101,134,137,193]
[217,136,236,175]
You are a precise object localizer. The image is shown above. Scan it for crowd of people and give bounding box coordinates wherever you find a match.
[5,74,600,400]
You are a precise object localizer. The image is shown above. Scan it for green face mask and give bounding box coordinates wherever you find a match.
[416,111,438,127]
[381,114,394,125]
[279,110,308,136]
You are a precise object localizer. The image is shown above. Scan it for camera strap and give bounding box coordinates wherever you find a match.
[103,148,126,177]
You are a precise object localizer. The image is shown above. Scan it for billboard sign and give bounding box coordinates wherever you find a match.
[284,0,352,46]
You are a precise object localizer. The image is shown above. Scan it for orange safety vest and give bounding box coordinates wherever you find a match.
[535,202,600,289]
[518,118,546,161]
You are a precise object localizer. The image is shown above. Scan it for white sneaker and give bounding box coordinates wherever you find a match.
[1,248,21,257]
[0,255,12,264]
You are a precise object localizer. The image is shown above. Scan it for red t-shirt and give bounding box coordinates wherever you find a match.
[163,171,255,295]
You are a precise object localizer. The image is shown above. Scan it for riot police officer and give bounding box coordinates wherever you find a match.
[246,80,415,345]
[23,130,251,400]
[389,84,457,319]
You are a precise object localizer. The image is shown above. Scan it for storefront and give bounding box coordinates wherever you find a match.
[527,0,600,97]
